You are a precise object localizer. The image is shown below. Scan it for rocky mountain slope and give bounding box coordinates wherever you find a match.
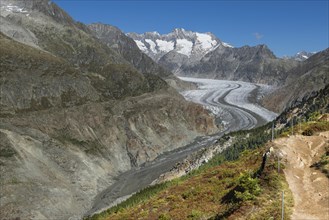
[88,23,172,78]
[180,44,298,85]
[262,48,329,112]
[87,23,194,90]
[0,1,217,219]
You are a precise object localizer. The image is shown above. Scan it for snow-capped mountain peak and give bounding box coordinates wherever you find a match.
[283,51,317,61]
[127,28,230,62]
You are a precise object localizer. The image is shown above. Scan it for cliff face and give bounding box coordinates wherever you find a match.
[0,1,217,219]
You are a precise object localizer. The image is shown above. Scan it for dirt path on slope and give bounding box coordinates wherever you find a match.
[275,132,329,220]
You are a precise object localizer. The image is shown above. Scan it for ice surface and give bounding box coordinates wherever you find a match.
[178,77,278,122]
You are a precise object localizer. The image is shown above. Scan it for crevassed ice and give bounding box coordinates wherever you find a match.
[178,77,278,122]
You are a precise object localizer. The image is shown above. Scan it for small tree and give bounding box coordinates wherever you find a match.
[234,172,261,201]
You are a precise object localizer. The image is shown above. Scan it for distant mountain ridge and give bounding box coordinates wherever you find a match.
[127,29,233,74]
[283,51,317,61]
[127,28,233,61]
[129,29,298,84]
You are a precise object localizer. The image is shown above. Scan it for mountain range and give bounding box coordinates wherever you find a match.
[128,29,302,85]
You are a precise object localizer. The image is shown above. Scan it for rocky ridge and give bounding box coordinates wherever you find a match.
[179,44,298,85]
[262,48,329,112]
[87,23,195,90]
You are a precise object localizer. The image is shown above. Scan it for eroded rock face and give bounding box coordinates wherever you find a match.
[0,90,216,219]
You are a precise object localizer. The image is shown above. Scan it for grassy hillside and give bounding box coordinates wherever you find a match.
[87,140,294,219]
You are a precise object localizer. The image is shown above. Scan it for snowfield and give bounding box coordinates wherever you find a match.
[145,39,157,53]
[135,40,148,52]
[176,39,193,57]
[156,39,174,52]
[179,77,278,130]
[196,33,218,50]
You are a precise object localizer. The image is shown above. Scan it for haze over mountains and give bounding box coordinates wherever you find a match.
[0,0,328,219]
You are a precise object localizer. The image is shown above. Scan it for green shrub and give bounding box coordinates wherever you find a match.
[158,213,171,220]
[234,172,261,201]
[187,209,203,219]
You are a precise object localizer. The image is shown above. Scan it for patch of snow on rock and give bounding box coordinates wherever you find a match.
[176,39,193,56]
[222,42,234,48]
[195,33,217,50]
[156,39,174,52]
[135,40,148,52]
[2,5,28,13]
[145,39,157,53]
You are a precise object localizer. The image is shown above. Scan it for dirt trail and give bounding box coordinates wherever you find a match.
[275,132,329,220]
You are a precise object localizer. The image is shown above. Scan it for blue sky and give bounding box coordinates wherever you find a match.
[53,0,328,57]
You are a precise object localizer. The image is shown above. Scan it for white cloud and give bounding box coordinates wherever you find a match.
[253,32,264,40]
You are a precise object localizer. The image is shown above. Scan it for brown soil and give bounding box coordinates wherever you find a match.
[275,132,329,220]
